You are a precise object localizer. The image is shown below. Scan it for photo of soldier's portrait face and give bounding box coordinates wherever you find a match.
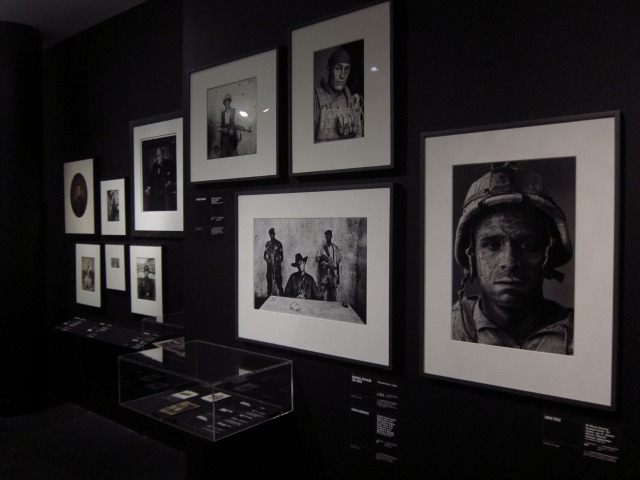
[70,173,88,218]
[313,39,364,143]
[81,256,95,292]
[451,158,576,355]
[136,257,156,301]
[206,77,257,159]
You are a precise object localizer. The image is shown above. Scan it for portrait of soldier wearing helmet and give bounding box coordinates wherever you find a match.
[452,160,575,355]
[313,40,364,143]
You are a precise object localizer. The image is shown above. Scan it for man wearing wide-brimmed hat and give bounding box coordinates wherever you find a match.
[284,253,322,300]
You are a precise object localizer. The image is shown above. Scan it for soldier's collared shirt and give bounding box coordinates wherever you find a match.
[452,296,573,355]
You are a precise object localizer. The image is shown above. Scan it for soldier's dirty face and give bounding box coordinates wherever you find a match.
[473,209,547,310]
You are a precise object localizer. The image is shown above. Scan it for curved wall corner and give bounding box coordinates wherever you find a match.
[0,22,45,415]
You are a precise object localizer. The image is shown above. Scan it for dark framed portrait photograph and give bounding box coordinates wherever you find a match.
[190,48,279,183]
[421,112,619,409]
[131,112,183,235]
[76,243,101,307]
[290,1,392,175]
[129,245,163,316]
[237,185,392,367]
[100,178,126,236]
[64,158,95,234]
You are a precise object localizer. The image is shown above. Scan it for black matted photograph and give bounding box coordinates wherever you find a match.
[313,39,364,143]
[254,218,367,325]
[422,112,619,408]
[237,186,392,367]
[207,77,257,159]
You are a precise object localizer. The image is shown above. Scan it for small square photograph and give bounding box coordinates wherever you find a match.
[207,77,257,159]
[111,257,120,268]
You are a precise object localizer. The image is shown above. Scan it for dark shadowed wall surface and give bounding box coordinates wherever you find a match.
[43,0,640,478]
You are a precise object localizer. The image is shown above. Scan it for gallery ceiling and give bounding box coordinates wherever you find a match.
[0,0,148,48]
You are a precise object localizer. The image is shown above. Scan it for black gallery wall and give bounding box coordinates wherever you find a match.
[39,0,640,478]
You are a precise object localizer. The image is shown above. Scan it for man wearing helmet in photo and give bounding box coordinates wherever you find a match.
[313,45,364,143]
[452,162,574,355]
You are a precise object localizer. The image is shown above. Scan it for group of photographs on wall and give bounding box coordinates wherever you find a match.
[74,243,163,317]
[63,0,620,410]
[189,1,392,182]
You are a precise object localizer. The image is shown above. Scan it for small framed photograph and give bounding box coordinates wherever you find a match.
[76,243,101,307]
[190,48,279,182]
[64,159,95,234]
[105,244,126,291]
[237,185,392,367]
[129,245,163,317]
[100,179,126,236]
[421,112,619,409]
[290,1,392,175]
[131,112,183,235]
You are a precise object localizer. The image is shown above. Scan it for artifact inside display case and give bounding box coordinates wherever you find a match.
[119,341,293,441]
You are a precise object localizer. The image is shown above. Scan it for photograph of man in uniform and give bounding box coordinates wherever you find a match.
[137,259,156,301]
[451,160,575,355]
[263,227,284,296]
[81,256,95,292]
[315,230,341,301]
[313,40,364,143]
[70,173,88,217]
[142,138,177,212]
[206,78,257,159]
[252,217,367,324]
[107,189,119,221]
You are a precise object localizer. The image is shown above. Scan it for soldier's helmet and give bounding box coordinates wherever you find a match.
[454,163,572,279]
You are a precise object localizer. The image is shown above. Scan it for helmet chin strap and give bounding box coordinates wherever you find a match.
[542,219,565,282]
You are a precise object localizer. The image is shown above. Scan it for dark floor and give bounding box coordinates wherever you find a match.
[0,402,186,480]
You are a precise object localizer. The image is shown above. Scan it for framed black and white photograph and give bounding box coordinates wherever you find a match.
[132,113,183,235]
[237,185,392,367]
[76,243,101,307]
[64,159,95,234]
[290,1,392,175]
[421,112,619,409]
[105,243,126,291]
[100,179,126,236]
[129,245,163,317]
[190,48,279,182]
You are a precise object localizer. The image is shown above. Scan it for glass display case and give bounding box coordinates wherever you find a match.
[119,341,293,441]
